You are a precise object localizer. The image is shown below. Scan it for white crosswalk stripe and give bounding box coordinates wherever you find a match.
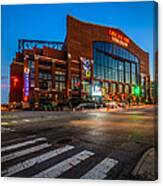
[81,157,118,179]
[33,150,94,178]
[1,137,47,153]
[2,143,51,163]
[2,135,36,146]
[2,135,119,179]
[2,145,74,176]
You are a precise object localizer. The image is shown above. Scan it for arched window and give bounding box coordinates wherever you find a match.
[112,83,117,94]
[125,85,130,94]
[118,84,123,93]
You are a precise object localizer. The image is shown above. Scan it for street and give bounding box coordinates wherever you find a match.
[1,106,157,180]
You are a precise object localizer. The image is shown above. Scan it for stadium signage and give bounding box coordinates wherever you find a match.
[108,29,130,47]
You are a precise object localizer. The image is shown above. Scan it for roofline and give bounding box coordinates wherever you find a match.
[67,15,149,55]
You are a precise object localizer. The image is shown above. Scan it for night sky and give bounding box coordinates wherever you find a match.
[1,1,157,103]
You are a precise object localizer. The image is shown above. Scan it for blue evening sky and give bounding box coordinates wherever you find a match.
[1,1,156,103]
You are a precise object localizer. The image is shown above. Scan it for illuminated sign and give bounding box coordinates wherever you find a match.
[82,58,91,78]
[24,68,29,100]
[108,29,130,47]
[92,82,102,96]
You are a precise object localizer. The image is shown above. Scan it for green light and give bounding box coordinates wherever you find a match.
[134,86,140,96]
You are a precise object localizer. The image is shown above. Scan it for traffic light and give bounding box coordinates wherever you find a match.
[134,86,140,96]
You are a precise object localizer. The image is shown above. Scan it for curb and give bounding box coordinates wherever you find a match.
[132,147,156,180]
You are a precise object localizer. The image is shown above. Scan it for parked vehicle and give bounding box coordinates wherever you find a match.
[67,97,85,109]
[106,101,119,109]
[76,102,98,110]
[118,102,126,108]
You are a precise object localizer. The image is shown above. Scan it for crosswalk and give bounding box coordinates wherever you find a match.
[1,135,119,179]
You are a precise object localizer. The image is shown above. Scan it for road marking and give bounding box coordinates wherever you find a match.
[11,120,18,124]
[1,137,47,153]
[81,157,118,179]
[87,113,107,117]
[2,145,74,176]
[1,127,15,132]
[23,119,31,122]
[1,122,9,125]
[1,115,16,119]
[2,143,51,163]
[1,135,36,146]
[33,150,94,178]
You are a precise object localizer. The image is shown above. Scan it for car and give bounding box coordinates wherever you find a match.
[106,101,119,109]
[67,97,85,109]
[76,102,98,110]
[118,102,126,108]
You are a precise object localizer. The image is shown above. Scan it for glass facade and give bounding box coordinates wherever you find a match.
[93,42,140,85]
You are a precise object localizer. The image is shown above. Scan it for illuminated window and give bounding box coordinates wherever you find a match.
[83,81,91,95]
[118,61,124,82]
[39,71,52,80]
[125,62,130,83]
[56,82,65,92]
[71,76,80,91]
[125,85,130,94]
[93,42,140,85]
[119,84,123,93]
[112,83,117,93]
[132,63,136,84]
[103,82,108,93]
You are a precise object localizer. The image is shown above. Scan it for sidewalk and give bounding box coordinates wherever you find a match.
[78,104,155,113]
[125,104,155,111]
[132,148,158,180]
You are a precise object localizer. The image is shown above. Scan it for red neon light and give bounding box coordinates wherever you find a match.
[12,76,19,87]
[108,29,130,44]
[24,96,28,102]
[14,78,18,83]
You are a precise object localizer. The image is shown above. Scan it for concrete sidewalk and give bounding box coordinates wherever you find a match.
[132,148,158,180]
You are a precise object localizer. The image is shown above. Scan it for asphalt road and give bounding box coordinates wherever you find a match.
[1,106,157,180]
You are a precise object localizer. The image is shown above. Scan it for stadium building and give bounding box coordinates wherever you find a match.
[10,15,150,109]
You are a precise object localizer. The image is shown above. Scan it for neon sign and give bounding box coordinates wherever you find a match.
[108,29,130,47]
[24,68,29,101]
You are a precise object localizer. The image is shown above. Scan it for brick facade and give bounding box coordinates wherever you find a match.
[9,15,150,108]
